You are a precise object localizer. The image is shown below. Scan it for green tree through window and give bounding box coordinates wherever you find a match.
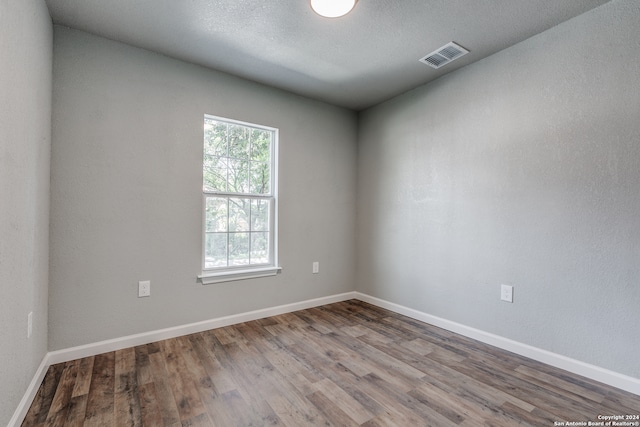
[203,116,276,271]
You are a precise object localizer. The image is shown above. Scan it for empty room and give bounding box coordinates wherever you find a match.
[2,0,639,425]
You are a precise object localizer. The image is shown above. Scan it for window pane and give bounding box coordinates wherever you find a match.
[205,233,227,268]
[227,159,249,193]
[250,232,269,264]
[229,232,249,265]
[203,155,228,192]
[229,198,250,232]
[249,161,270,194]
[228,124,249,160]
[205,197,228,232]
[250,129,271,161]
[250,199,270,232]
[204,120,228,156]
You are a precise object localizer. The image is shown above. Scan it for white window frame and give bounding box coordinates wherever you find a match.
[198,115,280,284]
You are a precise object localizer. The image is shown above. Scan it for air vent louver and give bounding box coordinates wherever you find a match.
[419,42,469,69]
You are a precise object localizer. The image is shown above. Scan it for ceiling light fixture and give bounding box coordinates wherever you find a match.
[310,0,357,18]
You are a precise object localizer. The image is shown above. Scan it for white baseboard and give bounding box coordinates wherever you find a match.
[8,353,51,427]
[46,291,357,365]
[11,289,639,426]
[355,292,640,396]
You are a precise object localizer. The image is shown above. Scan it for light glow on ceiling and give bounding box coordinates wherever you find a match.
[310,0,357,18]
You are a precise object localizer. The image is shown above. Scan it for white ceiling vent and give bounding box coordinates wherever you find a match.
[419,42,469,69]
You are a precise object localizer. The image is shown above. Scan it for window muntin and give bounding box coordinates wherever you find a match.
[202,116,277,273]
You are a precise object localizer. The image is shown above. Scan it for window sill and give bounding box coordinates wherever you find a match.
[198,266,282,285]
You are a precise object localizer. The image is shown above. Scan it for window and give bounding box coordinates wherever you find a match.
[199,115,279,284]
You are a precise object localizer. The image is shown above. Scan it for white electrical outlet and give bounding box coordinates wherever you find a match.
[501,284,513,303]
[312,262,319,274]
[28,312,33,338]
[138,280,151,297]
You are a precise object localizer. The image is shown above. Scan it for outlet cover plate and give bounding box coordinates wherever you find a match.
[138,280,151,297]
[501,284,513,303]
[28,312,33,338]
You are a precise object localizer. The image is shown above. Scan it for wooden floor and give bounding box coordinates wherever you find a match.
[23,300,639,426]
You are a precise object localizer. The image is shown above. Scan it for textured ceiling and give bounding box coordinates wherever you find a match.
[44,0,611,111]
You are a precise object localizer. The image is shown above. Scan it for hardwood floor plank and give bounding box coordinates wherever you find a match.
[369,334,540,415]
[363,372,460,426]
[133,345,153,387]
[145,341,161,354]
[160,338,207,422]
[190,333,238,396]
[22,363,65,426]
[44,360,79,426]
[265,392,328,427]
[500,401,559,426]
[224,342,318,425]
[147,349,182,426]
[137,383,164,427]
[343,324,395,345]
[261,348,319,396]
[263,323,299,348]
[114,347,141,427]
[308,305,352,326]
[22,300,640,427]
[202,326,288,426]
[83,352,115,427]
[306,390,360,427]
[312,378,374,424]
[211,326,240,346]
[71,356,94,398]
[406,384,468,424]
[603,390,640,414]
[63,395,89,427]
[220,389,274,427]
[195,391,236,427]
[174,335,213,393]
[299,307,344,335]
[285,342,386,417]
[180,412,214,427]
[514,364,606,404]
[428,361,540,418]
[448,356,604,421]
[328,333,426,392]
[179,335,258,426]
[380,314,456,340]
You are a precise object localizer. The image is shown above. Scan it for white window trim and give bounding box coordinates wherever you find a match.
[198,266,282,285]
[200,115,280,284]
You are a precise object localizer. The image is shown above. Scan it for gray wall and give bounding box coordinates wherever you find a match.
[49,27,357,350]
[357,0,640,378]
[0,0,52,424]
